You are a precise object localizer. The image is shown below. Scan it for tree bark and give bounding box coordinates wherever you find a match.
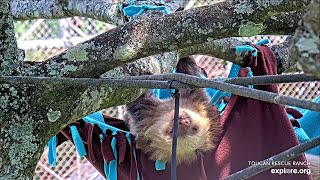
[10,0,183,26]
[11,0,123,25]
[0,1,43,179]
[21,0,310,78]
[290,0,320,77]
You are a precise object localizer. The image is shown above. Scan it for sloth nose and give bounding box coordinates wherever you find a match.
[179,118,190,127]
[178,111,191,128]
[169,110,192,136]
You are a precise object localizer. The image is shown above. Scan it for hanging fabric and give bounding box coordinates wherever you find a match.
[210,44,311,180]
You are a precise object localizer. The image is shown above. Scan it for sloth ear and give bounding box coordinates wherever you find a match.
[175,56,203,77]
[126,91,161,123]
[180,88,210,104]
[176,56,210,104]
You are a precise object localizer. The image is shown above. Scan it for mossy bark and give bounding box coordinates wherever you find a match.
[290,0,320,77]
[0,1,42,179]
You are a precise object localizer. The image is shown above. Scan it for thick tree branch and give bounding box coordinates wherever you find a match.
[10,0,184,25]
[11,0,123,25]
[1,1,20,76]
[1,1,44,179]
[179,36,299,73]
[290,0,320,77]
[21,0,309,79]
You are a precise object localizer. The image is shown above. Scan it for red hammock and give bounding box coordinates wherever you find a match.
[55,45,311,180]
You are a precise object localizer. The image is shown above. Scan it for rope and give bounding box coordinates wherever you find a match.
[171,87,180,180]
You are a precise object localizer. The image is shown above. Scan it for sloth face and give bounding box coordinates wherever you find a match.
[126,89,221,164]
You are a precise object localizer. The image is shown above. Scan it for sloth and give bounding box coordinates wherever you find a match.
[125,57,221,164]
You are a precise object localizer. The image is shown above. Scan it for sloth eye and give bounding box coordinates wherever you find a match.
[192,126,198,132]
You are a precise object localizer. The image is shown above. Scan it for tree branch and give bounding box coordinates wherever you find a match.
[120,73,320,111]
[1,1,44,179]
[11,0,123,25]
[109,73,320,86]
[290,0,320,78]
[179,36,302,74]
[178,10,305,73]
[1,0,20,76]
[1,74,319,111]
[20,0,309,79]
[10,0,184,25]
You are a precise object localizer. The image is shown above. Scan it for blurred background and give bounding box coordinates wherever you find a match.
[13,0,319,179]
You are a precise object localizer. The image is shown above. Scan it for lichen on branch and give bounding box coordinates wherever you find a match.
[290,0,320,77]
[10,0,123,25]
[21,0,310,79]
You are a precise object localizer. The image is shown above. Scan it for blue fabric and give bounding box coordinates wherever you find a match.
[294,127,310,143]
[247,67,254,89]
[207,41,263,112]
[48,135,57,167]
[296,96,320,155]
[199,73,219,97]
[70,125,87,158]
[152,89,172,99]
[209,89,229,109]
[256,38,270,45]
[152,69,218,100]
[47,111,135,179]
[82,113,132,179]
[83,115,129,134]
[152,86,217,100]
[86,111,105,124]
[155,160,166,171]
[108,134,118,180]
[121,0,170,17]
[209,64,239,108]
[126,133,141,180]
[235,45,258,57]
[100,133,110,178]
[217,100,228,112]
[104,161,110,178]
[228,64,241,78]
[47,112,106,167]
[209,64,254,112]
